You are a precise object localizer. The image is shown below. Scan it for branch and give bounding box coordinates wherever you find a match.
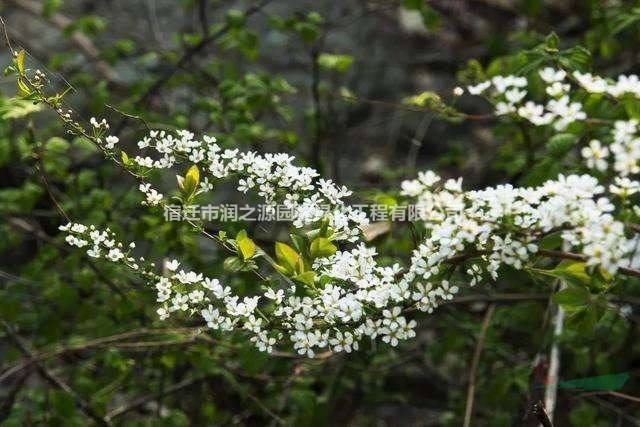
[0,369,31,423]
[444,293,547,306]
[462,304,495,427]
[30,122,70,222]
[0,327,208,384]
[579,390,640,404]
[0,326,323,385]
[582,396,640,425]
[1,321,111,426]
[445,248,640,279]
[104,376,204,421]
[538,249,640,279]
[4,216,126,297]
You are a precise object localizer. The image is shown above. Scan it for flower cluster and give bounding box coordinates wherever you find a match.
[466,69,587,130]
[59,162,639,357]
[400,173,636,298]
[133,130,368,241]
[584,120,640,177]
[60,222,418,357]
[56,66,640,358]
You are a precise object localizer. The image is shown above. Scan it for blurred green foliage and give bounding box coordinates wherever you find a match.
[1,0,640,426]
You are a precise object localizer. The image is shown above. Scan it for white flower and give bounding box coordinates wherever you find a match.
[329,331,358,353]
[495,102,516,115]
[546,82,570,97]
[264,288,284,304]
[609,177,640,197]
[467,81,491,95]
[174,270,203,284]
[59,94,640,357]
[609,74,640,97]
[573,71,607,93]
[104,135,119,149]
[504,88,527,104]
[166,259,180,271]
[539,67,566,83]
[106,248,124,262]
[581,139,609,171]
[517,101,544,121]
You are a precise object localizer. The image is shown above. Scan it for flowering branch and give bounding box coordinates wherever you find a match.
[7,42,640,359]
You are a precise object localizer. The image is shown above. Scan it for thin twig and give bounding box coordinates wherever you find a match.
[106,104,151,132]
[462,304,496,427]
[579,390,640,404]
[0,327,207,384]
[445,248,640,279]
[105,376,204,421]
[246,393,286,425]
[0,15,14,52]
[446,293,548,305]
[2,321,111,426]
[29,122,70,222]
[0,369,31,423]
[583,396,640,425]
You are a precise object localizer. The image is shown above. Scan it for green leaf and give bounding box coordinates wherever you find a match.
[293,271,316,287]
[552,260,591,285]
[554,286,590,309]
[182,164,200,201]
[223,256,244,272]
[295,22,318,43]
[310,237,337,259]
[14,50,25,75]
[545,32,559,50]
[43,0,63,18]
[51,391,75,417]
[318,54,354,72]
[226,10,246,28]
[546,133,578,158]
[558,46,592,72]
[623,99,640,120]
[275,242,300,275]
[273,263,290,275]
[0,98,43,119]
[533,260,593,289]
[520,158,561,186]
[237,233,257,260]
[45,137,70,153]
[318,216,332,238]
[290,233,307,254]
[565,305,602,337]
[538,231,562,250]
[16,78,32,98]
[403,91,442,108]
